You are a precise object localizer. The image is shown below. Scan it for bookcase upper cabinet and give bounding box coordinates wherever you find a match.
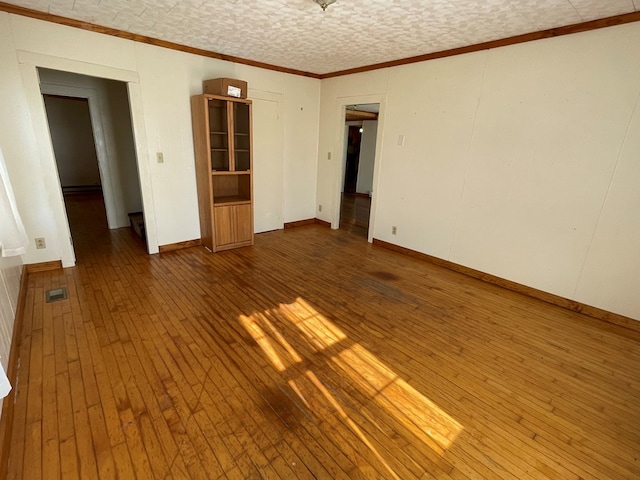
[191,94,254,252]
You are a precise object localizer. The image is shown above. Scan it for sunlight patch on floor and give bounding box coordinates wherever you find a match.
[240,296,463,474]
[279,298,346,350]
[304,370,401,480]
[333,343,462,453]
[240,313,289,371]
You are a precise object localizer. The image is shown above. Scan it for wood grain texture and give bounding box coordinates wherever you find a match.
[191,95,214,251]
[340,193,370,238]
[314,218,331,228]
[284,219,317,229]
[285,219,332,229]
[5,194,640,479]
[193,95,254,252]
[158,239,202,254]
[372,238,639,332]
[345,110,379,121]
[24,261,63,273]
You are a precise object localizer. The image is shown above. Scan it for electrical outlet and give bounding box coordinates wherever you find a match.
[35,237,46,249]
[328,152,332,160]
[156,152,164,163]
[318,204,323,212]
[392,226,397,235]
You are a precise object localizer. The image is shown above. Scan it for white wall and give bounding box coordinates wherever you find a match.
[356,119,378,195]
[317,22,640,321]
[105,80,143,219]
[0,12,320,265]
[3,10,637,326]
[43,96,101,188]
[131,42,320,246]
[0,14,61,267]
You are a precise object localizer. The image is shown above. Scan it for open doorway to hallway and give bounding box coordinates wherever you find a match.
[39,68,146,261]
[339,104,379,238]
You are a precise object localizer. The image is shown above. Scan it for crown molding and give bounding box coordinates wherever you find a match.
[0,1,321,79]
[320,11,640,78]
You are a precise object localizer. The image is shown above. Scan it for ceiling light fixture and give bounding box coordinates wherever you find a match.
[314,0,337,11]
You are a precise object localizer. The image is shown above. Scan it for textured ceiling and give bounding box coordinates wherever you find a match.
[3,0,640,75]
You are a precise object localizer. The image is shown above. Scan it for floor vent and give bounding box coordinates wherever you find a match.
[45,287,68,303]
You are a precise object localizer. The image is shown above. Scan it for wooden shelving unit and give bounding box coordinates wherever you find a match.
[191,94,253,252]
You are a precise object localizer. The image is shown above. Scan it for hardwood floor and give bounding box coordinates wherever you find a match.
[5,196,640,479]
[63,191,147,260]
[339,193,370,238]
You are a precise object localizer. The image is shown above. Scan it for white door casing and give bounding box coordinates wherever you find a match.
[332,95,386,242]
[251,92,284,233]
[17,52,158,266]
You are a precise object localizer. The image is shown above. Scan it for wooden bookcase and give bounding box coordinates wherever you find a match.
[191,94,253,252]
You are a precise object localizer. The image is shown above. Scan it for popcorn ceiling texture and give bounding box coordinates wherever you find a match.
[4,0,639,74]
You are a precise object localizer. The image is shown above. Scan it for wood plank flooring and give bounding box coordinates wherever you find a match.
[339,193,370,238]
[5,193,640,479]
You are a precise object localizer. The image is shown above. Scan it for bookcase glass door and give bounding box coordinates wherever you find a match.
[233,102,251,171]
[208,99,229,171]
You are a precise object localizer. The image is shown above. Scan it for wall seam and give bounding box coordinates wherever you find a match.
[446,50,489,262]
[571,84,640,298]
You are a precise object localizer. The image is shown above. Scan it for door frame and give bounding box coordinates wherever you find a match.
[40,85,120,231]
[331,95,386,242]
[17,51,158,266]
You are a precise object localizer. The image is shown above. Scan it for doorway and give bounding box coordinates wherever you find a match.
[252,93,285,233]
[339,104,379,238]
[42,94,110,257]
[39,68,145,260]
